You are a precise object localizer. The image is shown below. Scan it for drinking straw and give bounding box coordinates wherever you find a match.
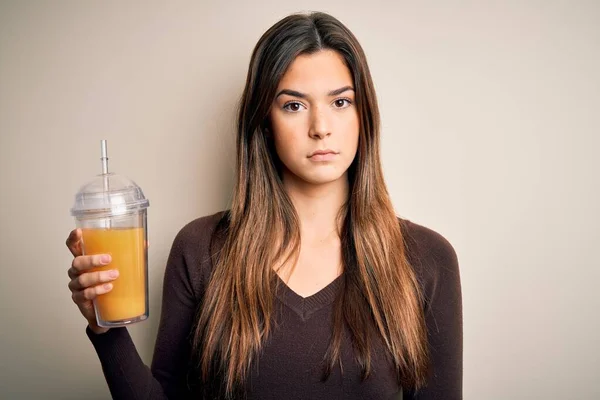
[101,140,111,229]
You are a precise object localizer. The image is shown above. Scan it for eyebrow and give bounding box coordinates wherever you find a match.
[275,85,355,99]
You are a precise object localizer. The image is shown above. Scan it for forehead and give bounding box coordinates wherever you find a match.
[276,49,353,92]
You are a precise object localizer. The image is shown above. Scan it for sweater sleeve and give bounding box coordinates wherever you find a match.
[402,221,463,400]
[86,217,213,399]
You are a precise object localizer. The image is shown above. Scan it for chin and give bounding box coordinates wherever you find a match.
[297,170,348,186]
[280,161,351,187]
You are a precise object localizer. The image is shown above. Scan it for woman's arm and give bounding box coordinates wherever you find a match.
[87,220,210,399]
[403,221,463,400]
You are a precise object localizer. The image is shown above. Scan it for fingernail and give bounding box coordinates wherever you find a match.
[109,270,119,278]
[101,255,111,264]
[104,283,113,290]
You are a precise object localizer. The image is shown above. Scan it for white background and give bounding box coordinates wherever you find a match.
[1,1,598,398]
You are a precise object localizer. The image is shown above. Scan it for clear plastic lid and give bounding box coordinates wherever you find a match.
[71,173,149,219]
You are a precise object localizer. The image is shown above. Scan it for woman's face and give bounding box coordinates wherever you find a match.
[269,49,359,187]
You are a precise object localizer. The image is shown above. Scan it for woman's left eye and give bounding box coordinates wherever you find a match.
[333,98,352,108]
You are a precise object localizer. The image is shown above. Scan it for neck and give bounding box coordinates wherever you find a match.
[282,171,349,243]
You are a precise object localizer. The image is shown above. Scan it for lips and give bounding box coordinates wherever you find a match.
[308,149,338,161]
[309,149,337,157]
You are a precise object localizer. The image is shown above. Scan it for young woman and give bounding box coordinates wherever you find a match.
[66,12,462,400]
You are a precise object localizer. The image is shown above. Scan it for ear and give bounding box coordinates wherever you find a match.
[262,119,273,139]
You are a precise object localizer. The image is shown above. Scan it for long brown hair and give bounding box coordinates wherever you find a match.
[191,11,429,398]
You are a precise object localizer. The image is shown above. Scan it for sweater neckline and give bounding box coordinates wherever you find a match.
[274,273,343,322]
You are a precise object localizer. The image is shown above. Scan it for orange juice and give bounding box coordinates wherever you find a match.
[82,227,146,322]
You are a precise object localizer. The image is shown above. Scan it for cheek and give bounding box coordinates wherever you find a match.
[338,112,360,152]
[270,115,308,158]
[271,130,297,168]
[273,135,294,162]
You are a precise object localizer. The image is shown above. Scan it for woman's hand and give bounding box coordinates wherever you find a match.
[66,228,119,335]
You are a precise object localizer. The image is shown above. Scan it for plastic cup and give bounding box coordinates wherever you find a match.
[71,161,150,327]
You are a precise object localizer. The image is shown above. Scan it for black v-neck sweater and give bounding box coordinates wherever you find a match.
[86,211,462,399]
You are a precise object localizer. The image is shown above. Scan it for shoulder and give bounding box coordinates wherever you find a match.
[168,210,229,297]
[398,217,461,313]
[173,210,227,250]
[399,218,458,267]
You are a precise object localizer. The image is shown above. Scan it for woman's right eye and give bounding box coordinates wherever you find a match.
[283,102,305,112]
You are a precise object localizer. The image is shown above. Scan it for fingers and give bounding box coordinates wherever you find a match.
[68,254,112,279]
[68,269,119,291]
[66,229,82,257]
[71,282,114,304]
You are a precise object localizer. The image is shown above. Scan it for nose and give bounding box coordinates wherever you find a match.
[309,108,331,139]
